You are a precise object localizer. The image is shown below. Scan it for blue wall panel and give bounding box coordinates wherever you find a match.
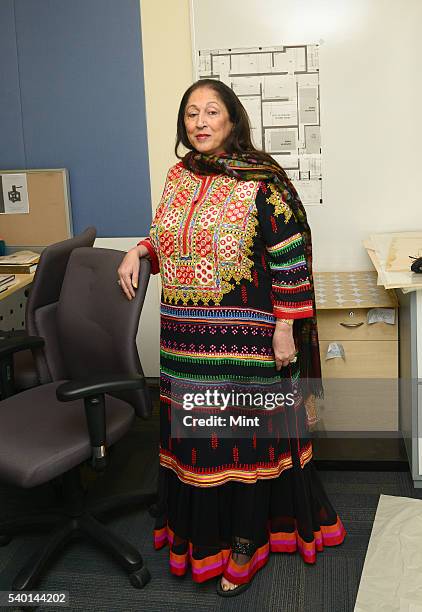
[1,0,151,237]
[0,1,26,169]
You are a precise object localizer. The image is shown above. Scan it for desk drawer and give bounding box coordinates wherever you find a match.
[315,379,398,431]
[317,308,398,341]
[319,340,398,378]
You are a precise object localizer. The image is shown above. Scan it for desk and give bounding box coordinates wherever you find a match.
[0,274,35,300]
[0,274,34,330]
[364,233,422,485]
[313,271,399,436]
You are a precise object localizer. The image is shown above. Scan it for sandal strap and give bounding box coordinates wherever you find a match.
[232,539,255,556]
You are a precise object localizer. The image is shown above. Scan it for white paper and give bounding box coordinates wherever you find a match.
[307,45,319,72]
[272,154,299,169]
[0,173,29,214]
[325,342,345,360]
[262,100,298,126]
[240,96,262,131]
[354,495,422,612]
[298,86,319,124]
[262,74,296,100]
[304,126,321,154]
[231,53,272,74]
[273,47,306,73]
[232,76,261,96]
[196,44,323,204]
[264,128,298,153]
[294,179,322,205]
[367,308,396,325]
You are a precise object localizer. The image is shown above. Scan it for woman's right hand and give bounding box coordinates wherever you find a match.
[117,245,148,300]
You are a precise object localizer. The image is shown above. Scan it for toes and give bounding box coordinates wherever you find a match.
[221,577,238,591]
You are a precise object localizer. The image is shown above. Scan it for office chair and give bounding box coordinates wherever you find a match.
[0,227,97,397]
[0,247,155,594]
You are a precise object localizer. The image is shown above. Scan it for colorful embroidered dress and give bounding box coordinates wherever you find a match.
[138,161,346,584]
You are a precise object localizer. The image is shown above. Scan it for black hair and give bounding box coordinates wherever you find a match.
[175,78,275,165]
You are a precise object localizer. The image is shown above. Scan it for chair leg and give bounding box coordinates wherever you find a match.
[12,520,76,591]
[90,491,157,519]
[80,513,144,573]
[0,513,63,543]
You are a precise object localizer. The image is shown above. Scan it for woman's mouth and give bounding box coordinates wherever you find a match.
[196,134,210,141]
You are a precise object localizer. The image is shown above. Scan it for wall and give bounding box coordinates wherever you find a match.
[139,0,193,211]
[138,0,193,377]
[190,0,422,271]
[0,0,151,237]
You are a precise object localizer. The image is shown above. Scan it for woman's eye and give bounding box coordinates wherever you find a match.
[187,113,197,118]
[208,110,218,115]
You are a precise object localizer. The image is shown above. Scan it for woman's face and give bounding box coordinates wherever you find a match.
[184,86,233,155]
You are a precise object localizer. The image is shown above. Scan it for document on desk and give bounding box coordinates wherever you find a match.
[364,234,422,290]
[0,173,29,214]
[386,236,422,271]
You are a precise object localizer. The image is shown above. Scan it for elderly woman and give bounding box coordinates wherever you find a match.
[118,79,346,596]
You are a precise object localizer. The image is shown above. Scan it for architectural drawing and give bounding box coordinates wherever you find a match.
[196,44,322,205]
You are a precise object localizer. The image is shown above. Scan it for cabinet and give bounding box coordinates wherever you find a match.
[313,271,399,433]
[398,289,422,487]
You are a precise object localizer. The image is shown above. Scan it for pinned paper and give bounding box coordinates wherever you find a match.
[0,173,29,214]
[325,342,345,360]
[367,308,395,325]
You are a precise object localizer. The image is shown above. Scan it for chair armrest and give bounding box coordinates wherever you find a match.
[0,334,44,359]
[56,374,145,401]
[56,374,146,472]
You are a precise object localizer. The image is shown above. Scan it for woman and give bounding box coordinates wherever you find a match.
[118,79,346,596]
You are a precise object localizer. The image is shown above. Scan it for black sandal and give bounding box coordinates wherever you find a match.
[216,538,256,597]
[216,578,251,597]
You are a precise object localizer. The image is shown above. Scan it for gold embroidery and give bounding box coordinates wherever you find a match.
[149,165,260,306]
[267,183,293,224]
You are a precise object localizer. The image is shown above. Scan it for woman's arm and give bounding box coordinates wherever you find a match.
[255,180,314,369]
[117,239,159,301]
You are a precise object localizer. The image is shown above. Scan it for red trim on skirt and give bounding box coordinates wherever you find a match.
[154,515,347,584]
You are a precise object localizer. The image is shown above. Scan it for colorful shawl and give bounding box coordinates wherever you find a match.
[182,150,323,403]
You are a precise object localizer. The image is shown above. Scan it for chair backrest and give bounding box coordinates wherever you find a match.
[27,227,97,383]
[56,247,152,419]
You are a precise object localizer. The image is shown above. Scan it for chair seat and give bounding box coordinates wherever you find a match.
[0,382,135,489]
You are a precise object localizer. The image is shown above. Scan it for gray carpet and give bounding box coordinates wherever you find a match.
[0,397,419,612]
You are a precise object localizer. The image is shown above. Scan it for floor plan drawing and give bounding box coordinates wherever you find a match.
[196,44,322,205]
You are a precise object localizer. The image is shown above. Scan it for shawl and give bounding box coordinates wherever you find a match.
[182,150,323,405]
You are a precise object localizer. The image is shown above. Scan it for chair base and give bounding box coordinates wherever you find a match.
[0,468,157,595]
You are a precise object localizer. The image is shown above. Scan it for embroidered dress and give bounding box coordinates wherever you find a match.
[138,161,346,584]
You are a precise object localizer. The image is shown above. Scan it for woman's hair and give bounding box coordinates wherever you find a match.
[175,78,275,165]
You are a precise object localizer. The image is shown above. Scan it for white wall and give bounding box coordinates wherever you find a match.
[140,0,193,210]
[191,0,422,271]
[137,0,193,376]
[136,0,422,373]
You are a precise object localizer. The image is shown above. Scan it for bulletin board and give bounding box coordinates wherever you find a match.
[0,169,73,247]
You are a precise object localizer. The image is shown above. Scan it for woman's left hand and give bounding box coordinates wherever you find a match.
[273,326,297,370]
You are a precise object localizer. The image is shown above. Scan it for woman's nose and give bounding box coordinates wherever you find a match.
[196,112,207,128]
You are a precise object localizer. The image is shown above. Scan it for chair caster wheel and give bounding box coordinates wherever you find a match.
[0,534,12,546]
[129,566,151,589]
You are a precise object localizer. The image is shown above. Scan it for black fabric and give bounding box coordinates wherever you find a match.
[155,458,339,556]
